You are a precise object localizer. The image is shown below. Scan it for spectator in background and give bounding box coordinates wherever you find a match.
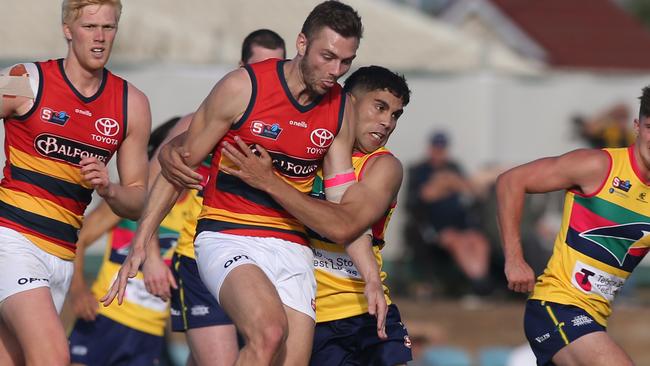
[405,131,492,296]
[573,102,635,148]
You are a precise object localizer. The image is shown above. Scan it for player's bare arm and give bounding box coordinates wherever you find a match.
[345,233,388,339]
[496,148,610,292]
[0,64,36,119]
[102,68,252,306]
[221,138,403,244]
[81,83,151,220]
[140,116,193,301]
[69,201,121,321]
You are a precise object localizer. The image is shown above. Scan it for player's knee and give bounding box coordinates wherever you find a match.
[248,318,288,359]
[25,342,69,366]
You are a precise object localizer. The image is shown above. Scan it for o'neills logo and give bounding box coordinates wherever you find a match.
[35,134,111,166]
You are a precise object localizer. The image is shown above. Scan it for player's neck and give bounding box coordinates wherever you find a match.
[283,59,319,106]
[632,144,650,184]
[62,56,104,97]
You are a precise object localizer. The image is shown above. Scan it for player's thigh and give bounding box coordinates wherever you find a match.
[2,287,67,360]
[219,263,286,338]
[553,331,633,366]
[194,232,287,337]
[0,319,23,366]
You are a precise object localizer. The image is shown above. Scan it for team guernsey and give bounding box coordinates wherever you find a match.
[310,147,396,322]
[0,59,127,260]
[197,58,345,245]
[530,147,650,326]
[91,192,194,336]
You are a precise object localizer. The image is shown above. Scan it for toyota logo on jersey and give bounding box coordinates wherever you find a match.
[310,128,334,148]
[95,118,120,137]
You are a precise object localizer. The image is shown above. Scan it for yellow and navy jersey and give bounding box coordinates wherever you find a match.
[91,192,194,336]
[310,147,396,323]
[175,156,212,259]
[198,59,345,246]
[0,59,127,260]
[531,147,650,326]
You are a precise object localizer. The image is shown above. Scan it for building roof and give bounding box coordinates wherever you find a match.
[0,0,540,74]
[491,0,650,71]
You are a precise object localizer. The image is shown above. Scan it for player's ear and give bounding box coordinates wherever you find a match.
[296,33,308,57]
[62,23,72,42]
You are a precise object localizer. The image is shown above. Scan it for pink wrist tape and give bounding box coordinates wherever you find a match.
[324,172,356,188]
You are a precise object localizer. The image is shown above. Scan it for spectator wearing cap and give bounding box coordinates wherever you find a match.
[404,131,493,296]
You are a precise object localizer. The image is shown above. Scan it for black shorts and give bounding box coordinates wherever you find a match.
[170,253,232,331]
[310,304,413,366]
[69,314,163,366]
[524,300,606,366]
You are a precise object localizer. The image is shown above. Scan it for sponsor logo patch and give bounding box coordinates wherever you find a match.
[40,107,70,125]
[571,315,594,327]
[34,133,111,166]
[310,128,334,148]
[404,335,412,349]
[251,121,282,140]
[535,333,550,343]
[191,305,210,316]
[571,261,625,301]
[70,345,88,356]
[267,151,319,179]
[17,277,49,285]
[223,254,251,269]
[612,176,632,192]
[95,117,120,137]
[289,120,308,128]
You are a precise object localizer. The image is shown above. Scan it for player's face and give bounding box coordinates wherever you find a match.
[298,27,358,96]
[634,116,650,170]
[246,45,285,64]
[350,89,404,154]
[63,4,118,72]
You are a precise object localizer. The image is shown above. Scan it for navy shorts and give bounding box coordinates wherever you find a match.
[69,314,163,366]
[310,304,413,366]
[524,300,606,366]
[170,253,232,331]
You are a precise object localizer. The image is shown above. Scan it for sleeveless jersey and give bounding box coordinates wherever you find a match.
[0,59,127,260]
[174,156,212,259]
[531,147,650,326]
[198,59,345,245]
[91,192,194,336]
[310,147,396,323]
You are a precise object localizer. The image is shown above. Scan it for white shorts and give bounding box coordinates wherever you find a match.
[0,227,73,313]
[195,231,316,320]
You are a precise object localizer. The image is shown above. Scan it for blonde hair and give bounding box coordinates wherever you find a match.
[61,0,122,24]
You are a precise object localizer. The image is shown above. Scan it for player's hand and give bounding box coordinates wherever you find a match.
[504,257,536,293]
[68,274,98,321]
[220,135,276,191]
[142,254,177,302]
[158,141,203,190]
[80,157,111,196]
[100,245,145,306]
[364,280,388,339]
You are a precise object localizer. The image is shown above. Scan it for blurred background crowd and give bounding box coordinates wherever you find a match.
[4,0,650,365]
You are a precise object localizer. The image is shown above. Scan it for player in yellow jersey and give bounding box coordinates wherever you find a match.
[307,66,413,366]
[68,118,183,366]
[496,86,650,365]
